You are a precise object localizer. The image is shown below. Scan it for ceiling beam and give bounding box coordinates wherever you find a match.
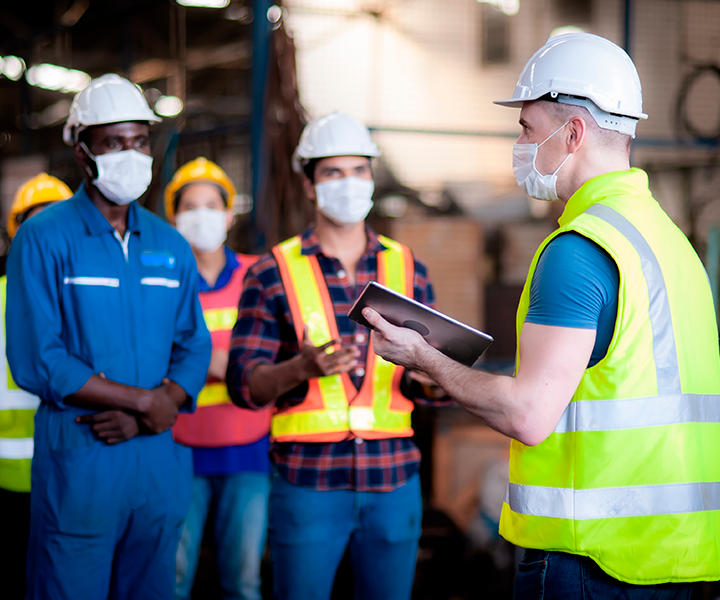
[129,40,251,83]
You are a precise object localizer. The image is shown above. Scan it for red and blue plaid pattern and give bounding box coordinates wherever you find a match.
[228,226,438,491]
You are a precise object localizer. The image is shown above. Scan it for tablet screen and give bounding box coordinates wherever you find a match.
[349,282,493,366]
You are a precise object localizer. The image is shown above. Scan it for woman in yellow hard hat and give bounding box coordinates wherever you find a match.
[166,158,270,600]
[7,172,73,239]
[1,172,71,600]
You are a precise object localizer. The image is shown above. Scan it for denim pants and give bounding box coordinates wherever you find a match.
[175,471,270,600]
[515,549,698,600]
[269,471,422,600]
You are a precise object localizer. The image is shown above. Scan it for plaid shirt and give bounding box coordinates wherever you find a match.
[228,226,438,491]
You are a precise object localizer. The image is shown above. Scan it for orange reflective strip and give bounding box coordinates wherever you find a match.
[377,249,387,286]
[309,256,340,341]
[272,244,305,341]
[271,237,352,440]
[401,244,414,296]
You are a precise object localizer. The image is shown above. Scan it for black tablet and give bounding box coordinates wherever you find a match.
[349,281,494,367]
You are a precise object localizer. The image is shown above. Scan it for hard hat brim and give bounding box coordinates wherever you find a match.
[493,95,648,120]
[493,98,525,108]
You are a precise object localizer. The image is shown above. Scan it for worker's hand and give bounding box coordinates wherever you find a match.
[208,349,229,382]
[76,410,140,444]
[139,382,180,434]
[363,307,429,371]
[297,325,360,380]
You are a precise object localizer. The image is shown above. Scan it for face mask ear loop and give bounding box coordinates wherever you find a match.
[536,120,572,177]
[538,120,571,148]
[79,141,98,181]
[552,153,572,177]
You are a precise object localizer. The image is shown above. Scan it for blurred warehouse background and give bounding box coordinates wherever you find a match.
[2,1,720,598]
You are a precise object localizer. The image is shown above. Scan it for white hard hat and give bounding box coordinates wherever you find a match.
[292,111,381,174]
[494,33,648,137]
[63,73,161,145]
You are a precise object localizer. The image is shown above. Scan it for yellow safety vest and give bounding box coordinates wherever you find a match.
[0,275,39,492]
[270,234,415,442]
[500,169,720,584]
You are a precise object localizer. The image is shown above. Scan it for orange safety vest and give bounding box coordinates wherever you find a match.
[270,234,415,443]
[173,254,271,447]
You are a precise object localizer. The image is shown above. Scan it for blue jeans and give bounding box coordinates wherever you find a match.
[175,471,270,600]
[269,471,422,600]
[514,549,698,600]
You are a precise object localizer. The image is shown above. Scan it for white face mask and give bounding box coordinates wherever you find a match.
[81,142,153,205]
[175,207,228,254]
[513,121,571,201]
[315,177,374,225]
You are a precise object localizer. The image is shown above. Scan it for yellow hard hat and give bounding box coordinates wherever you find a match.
[164,157,237,218]
[8,173,73,239]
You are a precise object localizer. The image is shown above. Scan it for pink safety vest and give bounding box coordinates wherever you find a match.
[173,254,271,447]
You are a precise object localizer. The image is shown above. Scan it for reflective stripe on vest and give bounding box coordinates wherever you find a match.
[502,169,720,584]
[549,203,700,435]
[0,275,38,492]
[196,304,237,409]
[506,480,720,521]
[172,255,272,448]
[270,234,415,442]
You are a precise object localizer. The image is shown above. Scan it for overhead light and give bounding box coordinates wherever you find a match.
[234,194,253,215]
[419,190,444,207]
[225,5,251,21]
[155,95,184,117]
[477,0,519,17]
[29,100,73,129]
[40,99,72,126]
[379,195,408,218]
[267,5,282,23]
[26,63,90,93]
[60,0,90,27]
[550,25,585,38]
[176,0,230,7]
[1,55,26,81]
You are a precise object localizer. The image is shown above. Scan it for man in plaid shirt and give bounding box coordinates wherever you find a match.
[227,112,447,600]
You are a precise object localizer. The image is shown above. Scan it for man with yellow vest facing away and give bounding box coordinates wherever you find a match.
[364,33,720,599]
[165,157,270,600]
[1,173,72,600]
[227,111,445,600]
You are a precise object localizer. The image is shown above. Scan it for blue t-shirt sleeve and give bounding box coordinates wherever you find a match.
[526,232,618,331]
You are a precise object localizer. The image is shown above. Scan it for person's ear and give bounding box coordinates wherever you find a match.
[303,176,317,205]
[169,215,176,227]
[74,142,97,179]
[225,208,234,231]
[566,116,587,154]
[74,143,88,168]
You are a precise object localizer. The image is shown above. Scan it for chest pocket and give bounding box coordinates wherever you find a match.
[62,266,123,359]
[139,274,182,362]
[137,249,181,364]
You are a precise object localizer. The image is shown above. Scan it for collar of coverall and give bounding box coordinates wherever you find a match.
[75,182,144,238]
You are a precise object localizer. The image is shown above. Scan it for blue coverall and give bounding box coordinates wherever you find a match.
[5,185,211,600]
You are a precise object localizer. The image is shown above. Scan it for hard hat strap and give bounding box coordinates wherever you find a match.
[557,96,639,138]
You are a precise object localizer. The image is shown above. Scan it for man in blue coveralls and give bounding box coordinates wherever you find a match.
[5,73,211,599]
